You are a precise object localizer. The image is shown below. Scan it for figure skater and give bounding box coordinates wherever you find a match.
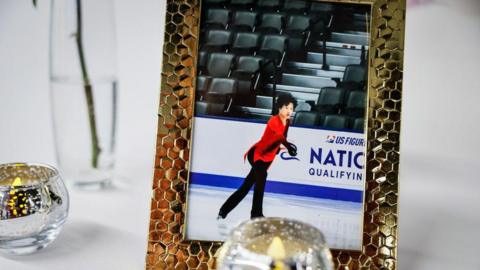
[218,94,298,219]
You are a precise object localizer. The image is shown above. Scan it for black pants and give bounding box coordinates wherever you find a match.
[219,148,271,218]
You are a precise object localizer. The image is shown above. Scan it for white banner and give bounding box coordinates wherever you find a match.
[190,117,366,192]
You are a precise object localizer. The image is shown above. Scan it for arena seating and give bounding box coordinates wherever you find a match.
[316,87,345,114]
[196,76,210,98]
[255,13,285,34]
[195,100,227,115]
[203,52,235,77]
[294,111,322,126]
[231,32,261,55]
[204,0,228,8]
[196,52,235,99]
[284,15,311,54]
[352,117,365,132]
[194,0,370,132]
[195,100,208,114]
[202,30,233,52]
[229,0,256,10]
[230,56,264,105]
[205,78,238,113]
[257,0,283,12]
[310,2,334,13]
[256,35,287,67]
[197,51,209,74]
[230,11,258,32]
[205,9,231,30]
[323,114,349,129]
[344,90,366,118]
[334,64,367,91]
[283,0,309,14]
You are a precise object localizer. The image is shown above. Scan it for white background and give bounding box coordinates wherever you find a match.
[1,0,480,269]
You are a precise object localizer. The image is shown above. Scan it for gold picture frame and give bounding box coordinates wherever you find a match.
[146,0,404,268]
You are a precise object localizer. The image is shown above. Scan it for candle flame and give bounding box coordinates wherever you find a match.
[267,236,286,261]
[12,177,23,187]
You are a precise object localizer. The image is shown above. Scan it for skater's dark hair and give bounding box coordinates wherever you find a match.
[274,94,297,114]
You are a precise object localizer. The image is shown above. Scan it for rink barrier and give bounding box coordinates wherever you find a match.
[190,172,363,203]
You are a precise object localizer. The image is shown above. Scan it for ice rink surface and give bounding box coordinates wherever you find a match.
[186,184,362,250]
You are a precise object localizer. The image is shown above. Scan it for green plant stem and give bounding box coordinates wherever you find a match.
[75,0,101,168]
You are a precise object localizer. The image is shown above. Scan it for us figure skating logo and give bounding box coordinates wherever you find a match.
[279,148,300,161]
[326,135,336,143]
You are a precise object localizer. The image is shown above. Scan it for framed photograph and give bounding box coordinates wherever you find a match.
[147,0,404,269]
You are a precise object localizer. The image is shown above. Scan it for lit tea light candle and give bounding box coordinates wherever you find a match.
[217,217,334,270]
[0,163,69,255]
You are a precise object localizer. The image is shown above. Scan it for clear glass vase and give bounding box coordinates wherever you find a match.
[49,0,117,189]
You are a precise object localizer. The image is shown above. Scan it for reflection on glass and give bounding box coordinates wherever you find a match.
[218,217,334,270]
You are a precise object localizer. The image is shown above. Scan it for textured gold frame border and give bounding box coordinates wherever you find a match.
[146,0,404,268]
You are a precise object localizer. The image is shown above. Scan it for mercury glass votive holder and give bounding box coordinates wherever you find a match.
[0,163,69,255]
[217,217,335,270]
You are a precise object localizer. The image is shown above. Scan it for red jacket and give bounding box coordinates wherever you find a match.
[246,115,288,163]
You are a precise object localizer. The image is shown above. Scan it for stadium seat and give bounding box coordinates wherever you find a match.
[295,101,312,112]
[316,87,345,114]
[206,77,238,96]
[309,2,332,33]
[310,2,335,13]
[284,15,311,54]
[204,52,235,77]
[231,56,263,83]
[231,56,264,105]
[198,101,227,116]
[294,111,321,126]
[205,78,238,113]
[230,32,260,56]
[204,0,228,8]
[323,114,349,129]
[309,17,327,36]
[229,1,256,13]
[256,35,287,82]
[333,64,367,90]
[257,35,287,67]
[344,64,366,84]
[204,9,231,30]
[344,91,366,117]
[197,51,209,74]
[330,7,365,33]
[282,0,310,14]
[230,11,257,32]
[195,101,208,115]
[202,30,233,52]
[255,13,285,34]
[352,117,364,132]
[285,15,311,34]
[208,103,228,115]
[196,75,211,100]
[196,52,234,95]
[256,0,282,12]
[256,95,273,109]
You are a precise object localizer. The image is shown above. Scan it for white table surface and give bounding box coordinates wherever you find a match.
[1,0,479,269]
